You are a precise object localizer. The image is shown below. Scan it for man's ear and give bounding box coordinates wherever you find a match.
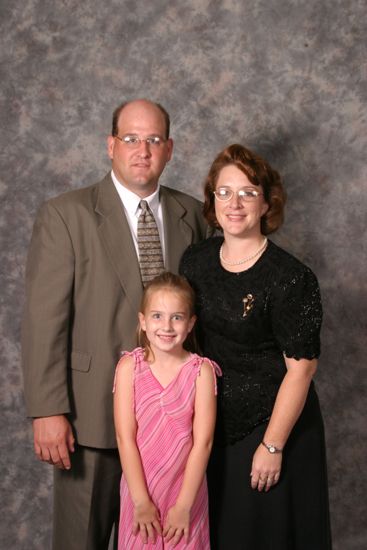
[107,135,115,160]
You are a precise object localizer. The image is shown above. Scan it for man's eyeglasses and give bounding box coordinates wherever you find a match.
[214,187,263,202]
[114,135,166,148]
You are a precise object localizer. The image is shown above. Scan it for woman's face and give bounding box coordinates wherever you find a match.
[214,165,268,239]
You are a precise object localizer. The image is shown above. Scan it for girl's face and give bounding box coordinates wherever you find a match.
[139,289,196,356]
[214,165,268,239]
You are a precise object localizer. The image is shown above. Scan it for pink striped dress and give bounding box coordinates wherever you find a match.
[115,347,221,550]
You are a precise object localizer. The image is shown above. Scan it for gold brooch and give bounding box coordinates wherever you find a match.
[243,294,255,317]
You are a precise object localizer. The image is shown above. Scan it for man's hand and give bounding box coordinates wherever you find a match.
[33,415,75,470]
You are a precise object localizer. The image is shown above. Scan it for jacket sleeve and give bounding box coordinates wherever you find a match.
[22,201,75,417]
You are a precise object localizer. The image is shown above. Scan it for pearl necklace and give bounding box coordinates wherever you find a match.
[220,238,268,266]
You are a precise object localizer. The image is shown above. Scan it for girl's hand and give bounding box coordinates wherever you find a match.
[163,504,190,546]
[250,444,282,492]
[133,499,162,544]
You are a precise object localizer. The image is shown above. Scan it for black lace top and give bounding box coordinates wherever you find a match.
[179,237,322,445]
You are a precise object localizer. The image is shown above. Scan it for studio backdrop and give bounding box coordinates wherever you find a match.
[1,1,366,549]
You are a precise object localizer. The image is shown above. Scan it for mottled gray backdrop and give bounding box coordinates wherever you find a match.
[1,0,366,548]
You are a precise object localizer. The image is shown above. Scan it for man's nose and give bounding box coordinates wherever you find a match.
[137,139,152,156]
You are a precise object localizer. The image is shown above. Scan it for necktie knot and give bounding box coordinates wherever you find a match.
[139,200,148,215]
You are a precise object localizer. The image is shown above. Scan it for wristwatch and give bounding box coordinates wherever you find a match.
[261,441,283,454]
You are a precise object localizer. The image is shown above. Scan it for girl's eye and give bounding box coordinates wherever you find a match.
[152,313,161,319]
[173,315,183,321]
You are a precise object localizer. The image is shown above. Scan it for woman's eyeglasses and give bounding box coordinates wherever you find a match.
[214,187,263,202]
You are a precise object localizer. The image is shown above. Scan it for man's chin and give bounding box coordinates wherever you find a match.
[129,179,158,196]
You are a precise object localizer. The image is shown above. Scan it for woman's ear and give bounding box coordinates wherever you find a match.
[261,201,269,217]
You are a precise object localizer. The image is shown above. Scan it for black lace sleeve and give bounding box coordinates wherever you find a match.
[271,265,322,360]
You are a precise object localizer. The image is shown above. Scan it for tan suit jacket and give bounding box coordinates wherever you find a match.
[22,173,208,448]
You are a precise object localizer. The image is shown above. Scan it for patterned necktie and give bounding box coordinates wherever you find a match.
[137,200,165,286]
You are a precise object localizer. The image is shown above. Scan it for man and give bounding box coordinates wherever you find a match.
[22,99,208,550]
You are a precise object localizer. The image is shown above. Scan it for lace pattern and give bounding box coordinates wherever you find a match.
[180,237,322,445]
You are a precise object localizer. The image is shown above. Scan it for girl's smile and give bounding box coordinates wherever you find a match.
[139,289,196,356]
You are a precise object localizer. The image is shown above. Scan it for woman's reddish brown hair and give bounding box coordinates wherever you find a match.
[203,144,286,235]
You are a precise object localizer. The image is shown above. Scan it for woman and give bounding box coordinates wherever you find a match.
[179,144,332,549]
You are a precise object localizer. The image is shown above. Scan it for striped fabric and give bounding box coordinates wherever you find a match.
[116,348,221,549]
[137,200,164,286]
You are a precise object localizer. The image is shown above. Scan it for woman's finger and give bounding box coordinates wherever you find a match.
[265,477,274,492]
[257,476,267,491]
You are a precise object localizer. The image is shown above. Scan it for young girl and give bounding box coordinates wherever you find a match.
[113,272,221,549]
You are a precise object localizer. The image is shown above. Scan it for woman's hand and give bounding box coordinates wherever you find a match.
[163,504,190,547]
[250,443,282,492]
[133,499,162,544]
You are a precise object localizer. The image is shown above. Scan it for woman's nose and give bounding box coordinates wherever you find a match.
[229,192,242,207]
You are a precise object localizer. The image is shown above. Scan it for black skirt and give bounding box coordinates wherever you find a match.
[207,388,332,550]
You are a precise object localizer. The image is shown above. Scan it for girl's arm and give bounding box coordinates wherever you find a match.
[250,356,317,492]
[113,356,162,543]
[163,361,217,546]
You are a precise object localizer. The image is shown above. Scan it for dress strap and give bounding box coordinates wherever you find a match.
[194,355,222,396]
[121,347,146,370]
[112,347,145,393]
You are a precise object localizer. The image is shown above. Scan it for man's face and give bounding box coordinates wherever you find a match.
[107,100,173,197]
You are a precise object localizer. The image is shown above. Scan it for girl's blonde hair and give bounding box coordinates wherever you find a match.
[137,272,197,359]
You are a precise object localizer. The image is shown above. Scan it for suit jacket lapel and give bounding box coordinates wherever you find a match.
[161,187,193,272]
[95,174,143,311]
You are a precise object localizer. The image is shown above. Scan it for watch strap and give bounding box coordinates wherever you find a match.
[261,440,283,454]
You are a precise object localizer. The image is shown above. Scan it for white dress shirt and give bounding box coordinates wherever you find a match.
[111,170,166,262]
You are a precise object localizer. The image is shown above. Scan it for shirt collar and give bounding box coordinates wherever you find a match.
[111,170,161,216]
